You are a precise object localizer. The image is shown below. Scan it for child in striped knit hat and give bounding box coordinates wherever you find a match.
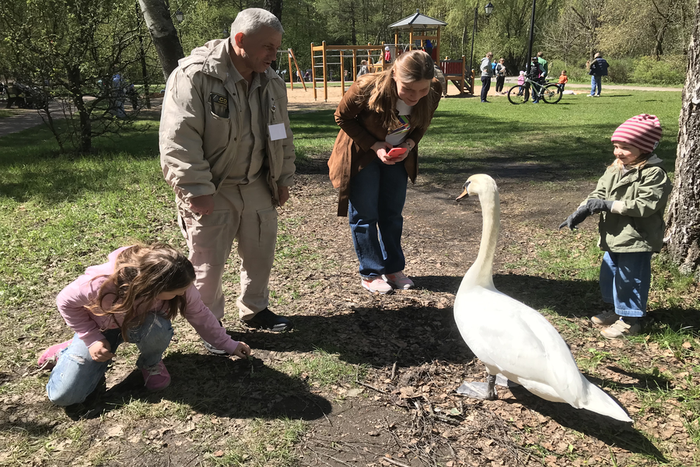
[559,114,672,339]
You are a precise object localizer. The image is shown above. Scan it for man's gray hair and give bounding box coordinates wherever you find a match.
[230,8,284,37]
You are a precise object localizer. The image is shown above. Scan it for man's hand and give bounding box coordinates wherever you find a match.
[559,205,591,230]
[278,186,290,206]
[586,198,613,213]
[232,342,251,359]
[89,340,116,362]
[189,194,214,216]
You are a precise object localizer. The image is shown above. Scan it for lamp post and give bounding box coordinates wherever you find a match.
[525,0,536,75]
[469,2,495,75]
[175,9,184,43]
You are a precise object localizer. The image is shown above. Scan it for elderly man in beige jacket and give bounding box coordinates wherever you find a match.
[159,8,296,352]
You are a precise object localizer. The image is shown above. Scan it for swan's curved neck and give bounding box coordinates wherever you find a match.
[462,188,500,289]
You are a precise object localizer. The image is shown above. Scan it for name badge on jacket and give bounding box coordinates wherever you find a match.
[269,123,287,141]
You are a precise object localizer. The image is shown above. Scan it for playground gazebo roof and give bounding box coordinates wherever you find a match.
[388,9,447,29]
[388,9,447,62]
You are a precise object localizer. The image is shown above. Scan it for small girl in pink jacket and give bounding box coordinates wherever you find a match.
[517,71,526,95]
[38,244,251,407]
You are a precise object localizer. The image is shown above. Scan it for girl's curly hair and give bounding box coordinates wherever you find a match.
[87,244,195,340]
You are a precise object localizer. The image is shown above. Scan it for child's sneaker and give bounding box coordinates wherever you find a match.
[591,311,618,326]
[384,271,415,290]
[601,318,641,339]
[361,277,392,294]
[141,360,171,391]
[37,340,72,370]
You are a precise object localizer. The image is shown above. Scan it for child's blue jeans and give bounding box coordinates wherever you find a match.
[599,251,653,318]
[46,313,173,406]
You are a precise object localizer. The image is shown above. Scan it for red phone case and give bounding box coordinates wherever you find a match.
[387,147,407,159]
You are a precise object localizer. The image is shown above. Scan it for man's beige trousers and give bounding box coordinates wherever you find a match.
[178,177,277,321]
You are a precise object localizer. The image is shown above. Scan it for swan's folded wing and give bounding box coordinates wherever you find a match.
[455,288,585,404]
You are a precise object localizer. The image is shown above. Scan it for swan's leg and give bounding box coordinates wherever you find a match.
[495,373,518,387]
[486,373,497,399]
[456,372,498,400]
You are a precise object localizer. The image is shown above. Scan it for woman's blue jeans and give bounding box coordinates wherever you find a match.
[590,75,602,96]
[348,158,408,278]
[46,313,173,406]
[599,251,653,318]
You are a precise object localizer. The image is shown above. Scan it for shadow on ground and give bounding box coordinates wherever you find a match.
[504,387,668,462]
[55,354,332,422]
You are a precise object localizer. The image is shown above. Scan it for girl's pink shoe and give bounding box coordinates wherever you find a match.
[37,340,72,370]
[141,360,171,391]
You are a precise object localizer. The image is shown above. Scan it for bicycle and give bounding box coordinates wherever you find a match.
[507,77,562,104]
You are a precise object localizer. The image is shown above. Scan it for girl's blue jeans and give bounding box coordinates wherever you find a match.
[348,158,408,278]
[599,251,653,318]
[46,313,173,406]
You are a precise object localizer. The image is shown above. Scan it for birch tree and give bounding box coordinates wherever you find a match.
[664,0,700,278]
[137,0,183,80]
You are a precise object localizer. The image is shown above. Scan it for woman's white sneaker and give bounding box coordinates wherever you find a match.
[384,271,415,290]
[362,277,393,294]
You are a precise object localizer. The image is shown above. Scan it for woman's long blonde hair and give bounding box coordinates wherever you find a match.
[355,50,438,131]
[87,244,195,340]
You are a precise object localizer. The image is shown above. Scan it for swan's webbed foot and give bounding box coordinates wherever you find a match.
[457,374,498,400]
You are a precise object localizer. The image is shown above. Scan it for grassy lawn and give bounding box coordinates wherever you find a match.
[1,89,697,466]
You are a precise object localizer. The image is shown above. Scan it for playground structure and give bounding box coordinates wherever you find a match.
[309,42,387,101]
[308,10,474,101]
[278,48,306,92]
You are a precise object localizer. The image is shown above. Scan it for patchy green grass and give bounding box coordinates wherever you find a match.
[418,89,680,185]
[0,90,696,466]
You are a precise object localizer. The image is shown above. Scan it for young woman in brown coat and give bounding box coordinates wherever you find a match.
[328,50,442,294]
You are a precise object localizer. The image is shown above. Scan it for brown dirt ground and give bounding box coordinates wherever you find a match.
[280,90,695,466]
[3,89,697,466]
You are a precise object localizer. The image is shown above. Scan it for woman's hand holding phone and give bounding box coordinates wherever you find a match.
[373,141,410,165]
[387,147,407,159]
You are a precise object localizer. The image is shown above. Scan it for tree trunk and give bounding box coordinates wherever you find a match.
[665,0,700,278]
[137,0,184,81]
[135,0,151,109]
[264,0,283,22]
[65,65,92,153]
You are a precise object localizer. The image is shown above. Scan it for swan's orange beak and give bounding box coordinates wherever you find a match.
[456,187,469,201]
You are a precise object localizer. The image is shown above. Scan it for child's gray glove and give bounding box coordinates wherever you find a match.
[559,206,591,230]
[586,199,613,213]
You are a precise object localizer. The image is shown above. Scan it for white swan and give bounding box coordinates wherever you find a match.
[453,174,632,423]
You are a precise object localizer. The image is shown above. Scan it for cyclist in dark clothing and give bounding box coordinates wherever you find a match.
[528,57,545,103]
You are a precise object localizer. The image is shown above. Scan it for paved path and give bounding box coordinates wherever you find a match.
[0,108,47,136]
[0,99,162,138]
[499,76,682,92]
[554,83,681,92]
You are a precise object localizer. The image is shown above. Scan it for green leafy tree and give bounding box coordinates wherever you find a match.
[464,0,562,73]
[543,0,606,65]
[0,0,147,153]
[598,0,693,58]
